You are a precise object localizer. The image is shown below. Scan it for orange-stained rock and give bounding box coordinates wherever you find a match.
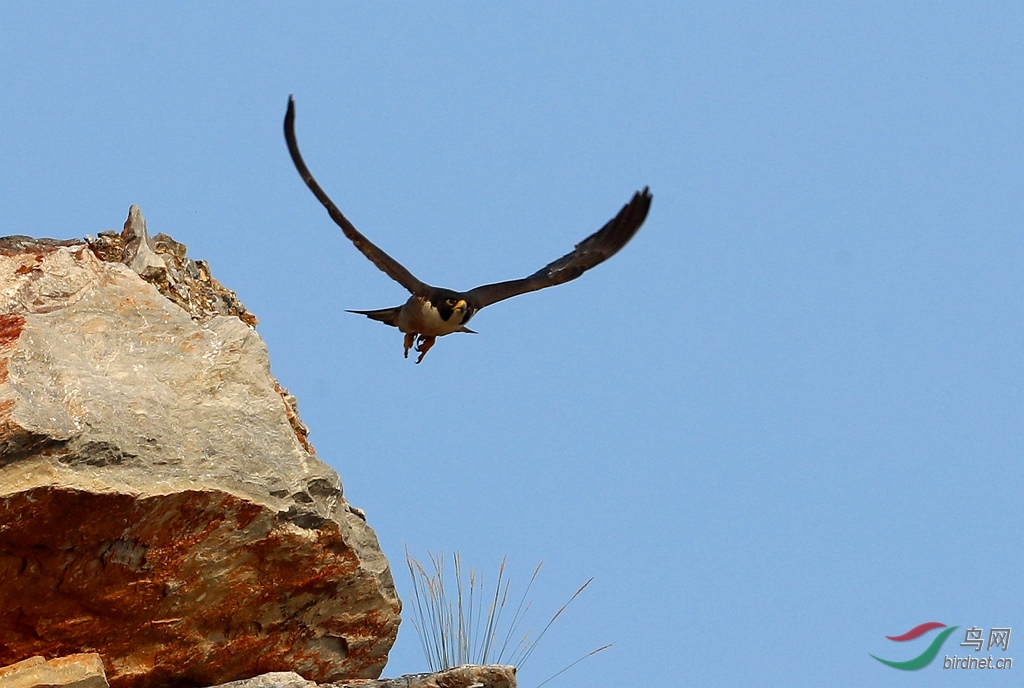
[0,210,400,688]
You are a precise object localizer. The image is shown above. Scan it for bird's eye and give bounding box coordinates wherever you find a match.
[446,298,456,305]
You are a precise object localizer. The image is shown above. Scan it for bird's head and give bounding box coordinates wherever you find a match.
[431,291,474,324]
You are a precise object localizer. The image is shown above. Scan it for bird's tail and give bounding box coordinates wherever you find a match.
[347,307,401,328]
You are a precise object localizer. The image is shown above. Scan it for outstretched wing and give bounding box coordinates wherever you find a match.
[465,187,652,309]
[284,96,428,295]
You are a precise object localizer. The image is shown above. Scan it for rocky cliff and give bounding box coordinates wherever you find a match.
[0,208,401,687]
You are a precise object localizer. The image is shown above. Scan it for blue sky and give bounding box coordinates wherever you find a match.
[2,3,1022,686]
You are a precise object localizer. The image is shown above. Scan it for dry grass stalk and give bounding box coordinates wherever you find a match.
[405,548,609,684]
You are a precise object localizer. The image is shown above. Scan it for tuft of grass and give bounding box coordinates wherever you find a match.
[405,548,609,683]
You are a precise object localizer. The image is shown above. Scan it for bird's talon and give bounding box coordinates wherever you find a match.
[413,335,436,363]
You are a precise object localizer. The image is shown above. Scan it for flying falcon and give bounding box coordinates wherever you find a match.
[284,96,652,363]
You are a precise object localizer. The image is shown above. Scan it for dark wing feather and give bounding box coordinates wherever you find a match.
[284,97,427,295]
[465,187,652,309]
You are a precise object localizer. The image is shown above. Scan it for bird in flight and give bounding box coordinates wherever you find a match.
[284,96,652,363]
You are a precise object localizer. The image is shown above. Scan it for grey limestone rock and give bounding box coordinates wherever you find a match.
[209,672,318,688]
[0,208,400,688]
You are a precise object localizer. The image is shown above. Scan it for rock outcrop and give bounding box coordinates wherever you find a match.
[0,653,108,688]
[0,208,401,688]
[208,665,517,688]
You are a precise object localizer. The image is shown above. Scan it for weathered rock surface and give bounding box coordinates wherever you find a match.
[329,665,517,688]
[208,672,318,688]
[0,653,109,688]
[0,209,400,688]
[209,665,517,688]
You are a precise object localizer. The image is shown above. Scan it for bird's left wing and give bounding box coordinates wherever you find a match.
[465,187,652,309]
[284,96,428,295]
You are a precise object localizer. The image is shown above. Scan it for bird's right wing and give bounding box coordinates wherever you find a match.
[284,96,428,295]
[465,187,652,309]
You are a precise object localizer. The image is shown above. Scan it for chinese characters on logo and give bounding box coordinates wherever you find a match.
[960,627,1011,653]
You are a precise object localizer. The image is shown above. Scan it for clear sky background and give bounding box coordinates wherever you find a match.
[2,4,1022,686]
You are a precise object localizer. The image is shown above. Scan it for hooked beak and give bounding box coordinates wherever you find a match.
[455,299,467,311]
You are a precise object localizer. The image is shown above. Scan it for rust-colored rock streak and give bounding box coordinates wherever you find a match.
[0,488,387,687]
[0,214,400,688]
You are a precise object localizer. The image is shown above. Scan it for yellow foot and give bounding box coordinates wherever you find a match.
[415,335,436,364]
[403,332,416,359]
